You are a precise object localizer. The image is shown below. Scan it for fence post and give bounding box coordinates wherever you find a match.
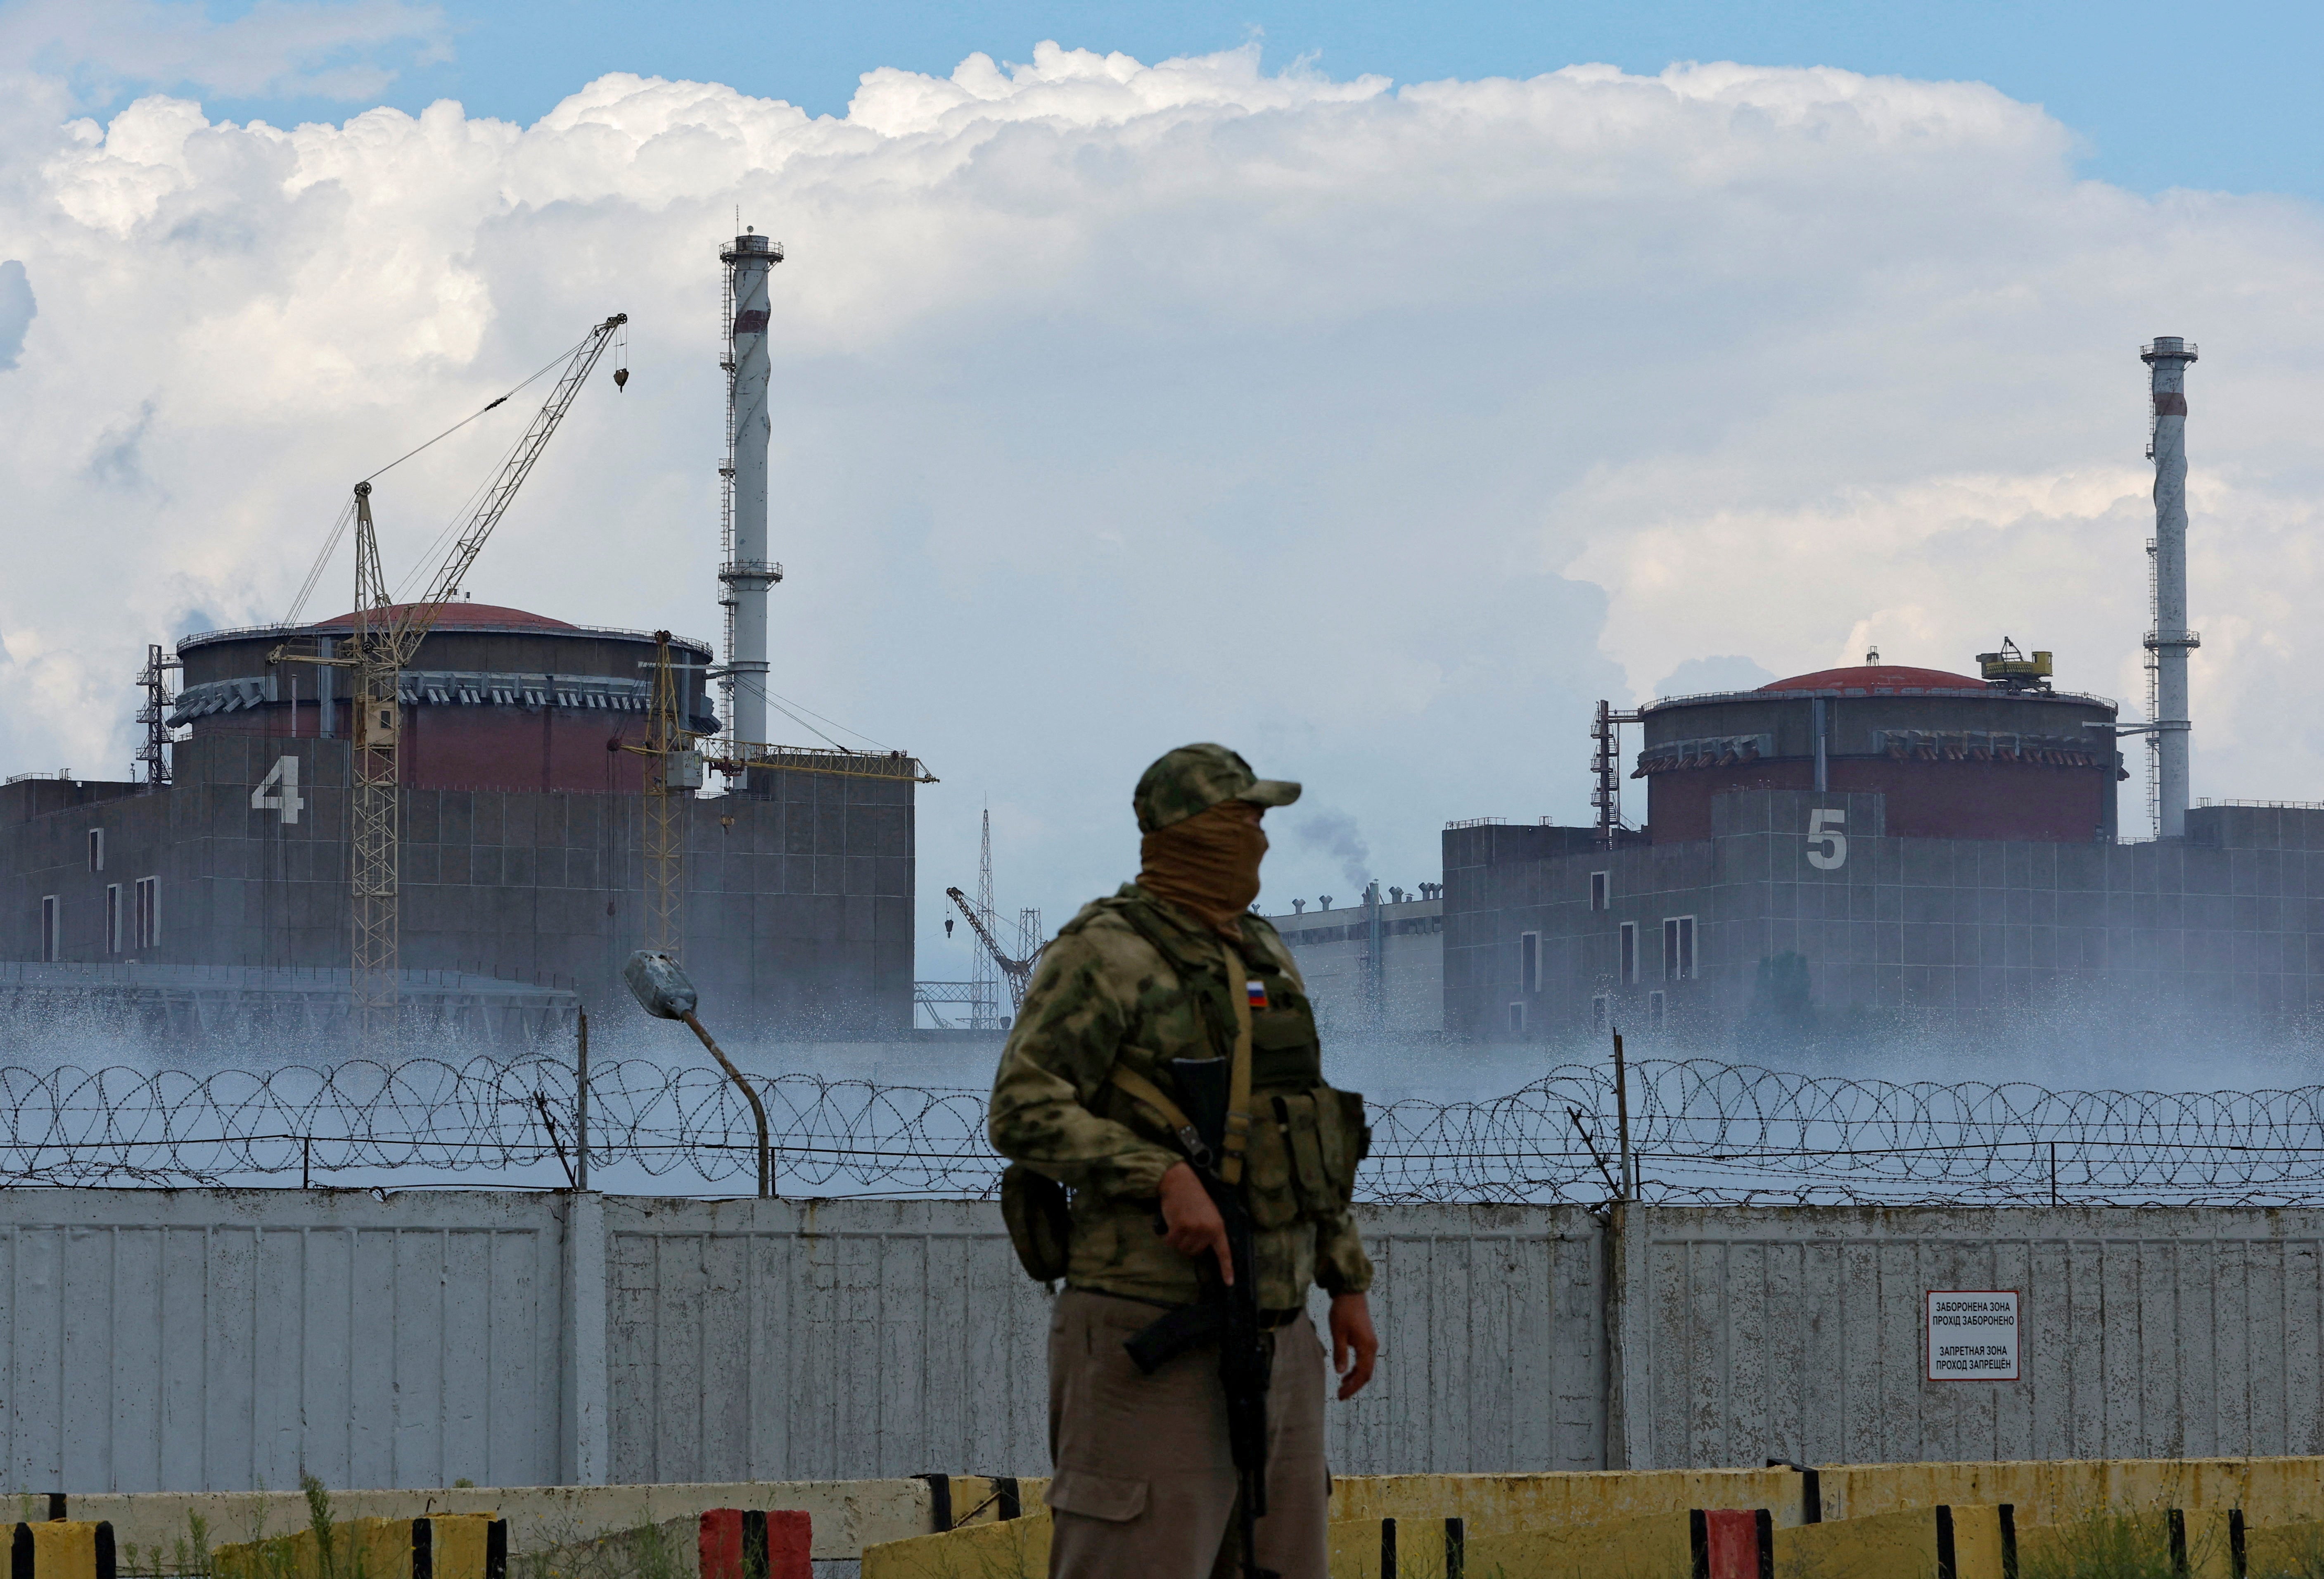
[1613,1028,1634,1199]
[576,1007,590,1192]
[1605,1200,1653,1470]
[560,1190,609,1484]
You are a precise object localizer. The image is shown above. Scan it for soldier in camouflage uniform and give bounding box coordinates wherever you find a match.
[989,743,1377,1579]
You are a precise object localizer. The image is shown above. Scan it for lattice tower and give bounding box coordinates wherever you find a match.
[348,484,401,1043]
[972,809,1001,1031]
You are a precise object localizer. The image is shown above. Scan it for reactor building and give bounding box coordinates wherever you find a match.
[0,233,925,1042]
[1445,336,2324,1044]
[1,609,923,1041]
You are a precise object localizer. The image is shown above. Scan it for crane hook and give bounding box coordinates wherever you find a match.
[613,368,628,391]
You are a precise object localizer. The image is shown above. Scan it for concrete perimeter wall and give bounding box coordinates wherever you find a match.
[1612,1204,2324,1471]
[0,1192,1598,1494]
[7,1192,2322,1494]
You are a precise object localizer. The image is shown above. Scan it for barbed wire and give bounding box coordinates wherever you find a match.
[5,1057,2324,1205]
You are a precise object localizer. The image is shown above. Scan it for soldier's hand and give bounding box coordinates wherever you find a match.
[1329,1293,1378,1399]
[1157,1162,1233,1284]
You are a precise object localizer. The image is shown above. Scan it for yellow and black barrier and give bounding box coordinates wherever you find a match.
[211,1515,506,1579]
[9,1522,115,1579]
[856,1460,2324,1578]
[1442,1507,1772,1579]
[1772,1503,2016,1579]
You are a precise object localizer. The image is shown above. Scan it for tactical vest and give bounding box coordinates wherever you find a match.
[1001,893,1370,1281]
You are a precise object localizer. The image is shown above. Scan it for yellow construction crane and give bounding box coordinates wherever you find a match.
[279,312,628,1045]
[623,630,701,959]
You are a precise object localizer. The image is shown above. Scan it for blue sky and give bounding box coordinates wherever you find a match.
[55,0,2324,202]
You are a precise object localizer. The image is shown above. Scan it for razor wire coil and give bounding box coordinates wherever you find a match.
[5,1057,2324,1205]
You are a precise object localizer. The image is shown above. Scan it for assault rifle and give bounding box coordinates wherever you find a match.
[1123,1055,1276,1579]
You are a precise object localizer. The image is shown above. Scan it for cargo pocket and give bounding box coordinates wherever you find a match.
[1045,1470,1150,1523]
[1241,1097,1303,1230]
[1250,1004,1322,1089]
[1274,1092,1330,1214]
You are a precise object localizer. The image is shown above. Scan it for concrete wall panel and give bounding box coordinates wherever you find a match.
[1316,1205,1603,1477]
[0,1192,568,1494]
[602,1199,1057,1484]
[1614,1205,2324,1470]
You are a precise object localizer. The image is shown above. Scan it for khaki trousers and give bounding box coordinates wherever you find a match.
[1044,1289,1328,1579]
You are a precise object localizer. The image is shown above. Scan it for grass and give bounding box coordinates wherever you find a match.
[95,1488,714,1579]
[2020,1509,2229,1579]
[117,1511,214,1579]
[514,1516,694,1579]
[2250,1526,2324,1579]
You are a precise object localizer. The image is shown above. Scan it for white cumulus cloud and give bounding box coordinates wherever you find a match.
[2,42,2323,959]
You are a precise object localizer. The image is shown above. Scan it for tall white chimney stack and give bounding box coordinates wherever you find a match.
[2141,335,2198,838]
[719,230,784,757]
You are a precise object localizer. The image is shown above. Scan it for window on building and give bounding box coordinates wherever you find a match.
[1508,1001,1525,1035]
[1663,916,1696,981]
[1590,871,1609,911]
[1648,989,1666,1030]
[1619,922,1637,985]
[134,876,160,951]
[88,829,104,872]
[1591,993,1608,1033]
[40,896,59,963]
[105,884,122,955]
[1520,931,1539,995]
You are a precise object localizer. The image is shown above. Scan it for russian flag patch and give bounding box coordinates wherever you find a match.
[1247,980,1269,1009]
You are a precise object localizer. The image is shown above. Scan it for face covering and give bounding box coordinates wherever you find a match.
[1138,800,1268,938]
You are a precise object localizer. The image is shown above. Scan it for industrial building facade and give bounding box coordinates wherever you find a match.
[1266,887,1444,1040]
[1446,776,2324,1044]
[2,607,920,1038]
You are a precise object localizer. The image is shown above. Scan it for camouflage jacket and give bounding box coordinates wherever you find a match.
[987,883,1373,1310]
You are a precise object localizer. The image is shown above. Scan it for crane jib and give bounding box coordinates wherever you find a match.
[383,312,627,665]
[339,311,625,1047]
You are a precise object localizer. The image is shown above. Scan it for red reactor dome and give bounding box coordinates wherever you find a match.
[1760,665,1989,693]
[1634,653,2122,843]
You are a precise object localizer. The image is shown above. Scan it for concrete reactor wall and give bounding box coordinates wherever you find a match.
[0,729,915,1035]
[1445,789,2324,1043]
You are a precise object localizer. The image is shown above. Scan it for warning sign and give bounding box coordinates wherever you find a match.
[1926,1290,2019,1381]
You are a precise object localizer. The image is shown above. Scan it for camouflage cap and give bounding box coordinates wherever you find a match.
[1134,743,1302,834]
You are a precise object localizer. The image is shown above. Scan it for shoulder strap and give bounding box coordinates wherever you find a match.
[1220,940,1255,1186]
[1107,1064,1195,1139]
